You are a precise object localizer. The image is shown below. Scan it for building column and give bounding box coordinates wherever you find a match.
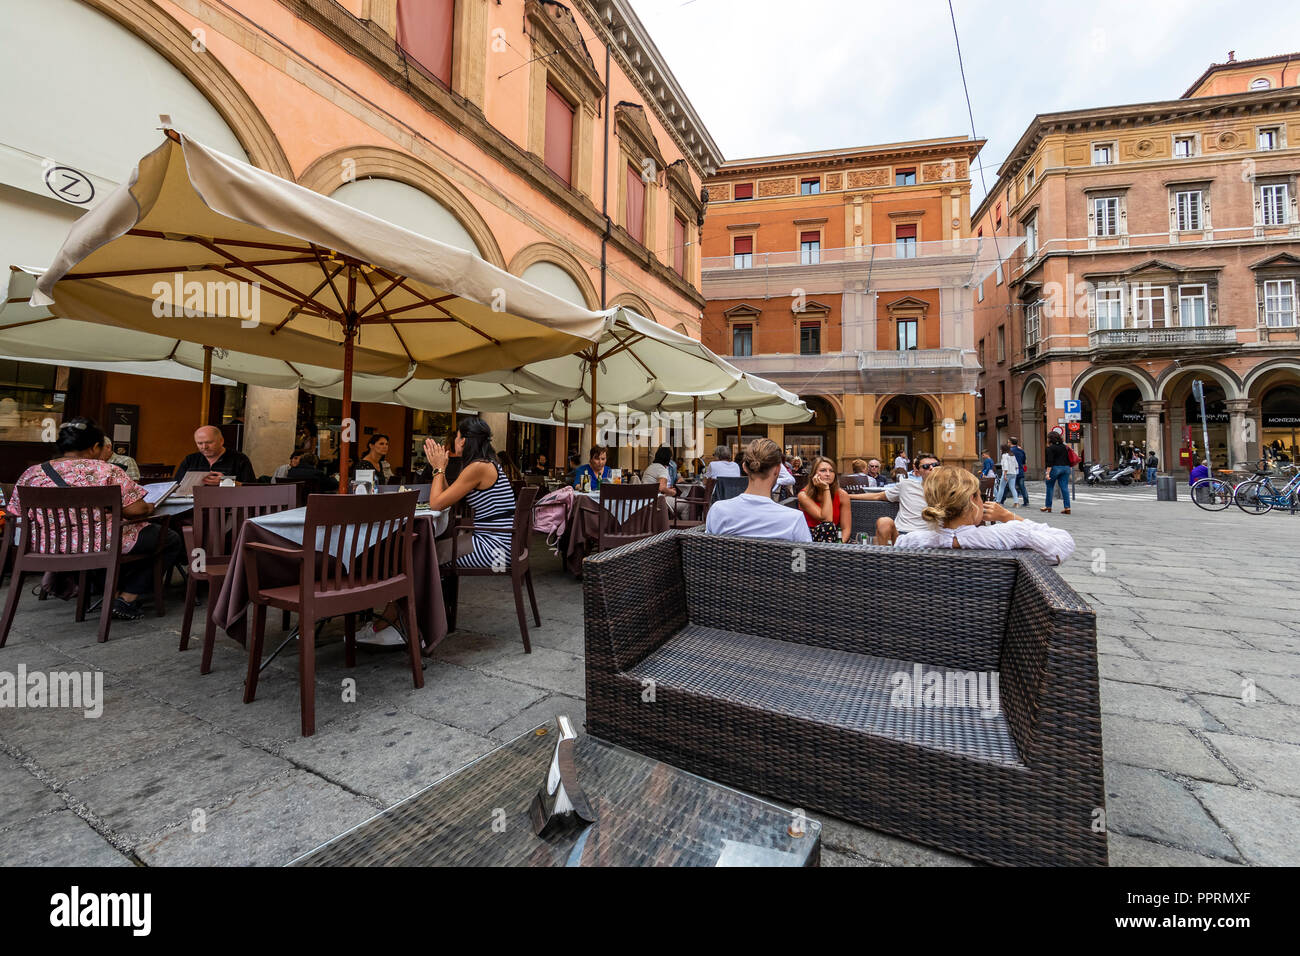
[1094,409,1112,466]
[1141,400,1165,468]
[1226,399,1252,469]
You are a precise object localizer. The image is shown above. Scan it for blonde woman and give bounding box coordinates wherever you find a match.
[894,466,1075,565]
[796,455,853,543]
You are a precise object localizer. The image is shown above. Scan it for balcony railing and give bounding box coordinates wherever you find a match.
[724,349,979,395]
[858,347,966,369]
[1089,326,1238,348]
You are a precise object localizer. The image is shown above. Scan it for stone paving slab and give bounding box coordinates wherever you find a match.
[1,487,1297,866]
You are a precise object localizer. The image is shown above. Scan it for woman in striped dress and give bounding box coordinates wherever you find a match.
[424,417,516,570]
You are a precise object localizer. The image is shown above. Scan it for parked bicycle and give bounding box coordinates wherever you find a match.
[1234,463,1300,515]
[1190,474,1237,511]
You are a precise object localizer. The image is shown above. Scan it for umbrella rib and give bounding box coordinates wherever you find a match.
[126,229,310,255]
[311,246,349,314]
[193,239,338,320]
[595,333,659,382]
[360,268,414,363]
[205,262,333,319]
[271,263,347,332]
[64,256,321,281]
[0,316,57,332]
[382,276,503,346]
[356,273,407,318]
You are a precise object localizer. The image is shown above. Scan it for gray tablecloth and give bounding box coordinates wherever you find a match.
[562,495,670,575]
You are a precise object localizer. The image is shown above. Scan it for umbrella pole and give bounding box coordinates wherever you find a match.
[450,379,459,429]
[589,356,598,448]
[692,394,699,470]
[339,268,358,493]
[563,400,570,463]
[200,345,213,424]
[737,409,742,450]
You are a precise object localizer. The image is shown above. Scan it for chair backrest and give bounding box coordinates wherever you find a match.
[192,484,299,565]
[301,491,417,594]
[598,483,661,549]
[710,476,748,504]
[12,485,122,567]
[512,484,539,562]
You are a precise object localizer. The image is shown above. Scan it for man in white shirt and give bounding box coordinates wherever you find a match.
[705,445,742,479]
[893,452,909,473]
[706,439,811,543]
[853,453,940,545]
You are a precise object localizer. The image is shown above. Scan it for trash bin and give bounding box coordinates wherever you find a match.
[1156,475,1178,501]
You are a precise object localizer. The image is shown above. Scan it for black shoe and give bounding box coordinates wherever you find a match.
[111,598,144,621]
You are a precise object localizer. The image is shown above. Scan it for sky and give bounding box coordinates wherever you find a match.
[627,0,1300,204]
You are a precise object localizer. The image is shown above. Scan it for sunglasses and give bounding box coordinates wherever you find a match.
[919,462,940,470]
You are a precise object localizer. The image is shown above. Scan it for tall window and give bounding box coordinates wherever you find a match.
[1025,301,1041,347]
[800,230,821,265]
[733,183,754,201]
[1092,143,1115,166]
[396,0,454,85]
[1094,197,1120,236]
[997,325,1006,362]
[1258,127,1281,150]
[1093,287,1124,329]
[800,322,822,355]
[1179,285,1209,327]
[1262,183,1289,226]
[625,162,645,243]
[800,178,820,195]
[1026,167,1036,191]
[673,214,687,276]
[895,168,916,186]
[998,380,1006,408]
[897,319,918,351]
[1024,216,1038,257]
[732,324,753,356]
[732,235,753,269]
[895,224,917,258]
[1134,285,1168,327]
[1173,136,1195,158]
[978,338,985,366]
[544,85,574,186]
[1264,279,1296,327]
[1175,190,1202,231]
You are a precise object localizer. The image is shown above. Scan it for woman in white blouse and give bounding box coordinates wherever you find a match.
[994,441,1019,507]
[894,466,1075,565]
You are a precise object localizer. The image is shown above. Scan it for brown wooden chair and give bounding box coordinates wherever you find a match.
[597,483,662,552]
[436,499,475,633]
[671,483,709,530]
[242,491,421,737]
[455,484,540,652]
[979,476,997,502]
[180,484,299,674]
[1,486,125,646]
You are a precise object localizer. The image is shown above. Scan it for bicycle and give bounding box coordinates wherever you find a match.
[1190,475,1237,511]
[1234,463,1300,515]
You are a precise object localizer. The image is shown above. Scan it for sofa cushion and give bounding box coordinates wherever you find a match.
[626,623,1022,767]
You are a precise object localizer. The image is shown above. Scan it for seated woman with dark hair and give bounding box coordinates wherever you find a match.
[796,455,853,543]
[641,445,678,498]
[894,465,1075,565]
[6,418,184,619]
[571,445,610,490]
[705,439,811,543]
[424,417,517,570]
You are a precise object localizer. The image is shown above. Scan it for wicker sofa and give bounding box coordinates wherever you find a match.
[782,496,898,538]
[583,529,1107,866]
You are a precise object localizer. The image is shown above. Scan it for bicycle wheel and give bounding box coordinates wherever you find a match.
[1235,479,1273,515]
[1191,477,1233,511]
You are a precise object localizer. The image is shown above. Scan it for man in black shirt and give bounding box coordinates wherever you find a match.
[173,426,257,485]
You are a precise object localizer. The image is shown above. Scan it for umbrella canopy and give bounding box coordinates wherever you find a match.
[31,130,608,484]
[475,307,740,428]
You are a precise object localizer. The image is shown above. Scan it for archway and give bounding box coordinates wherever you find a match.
[1112,387,1152,463]
[297,146,506,268]
[1260,384,1300,461]
[509,243,600,310]
[877,395,934,469]
[331,178,483,257]
[1019,377,1048,469]
[1162,365,1240,470]
[609,292,657,321]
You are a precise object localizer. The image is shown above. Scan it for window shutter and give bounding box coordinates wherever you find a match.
[734,183,753,200]
[625,163,645,242]
[544,87,574,186]
[800,231,820,244]
[733,236,753,255]
[895,224,917,239]
[396,0,454,85]
[673,216,686,275]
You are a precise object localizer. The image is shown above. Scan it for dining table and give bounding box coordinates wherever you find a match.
[560,489,672,576]
[209,505,451,655]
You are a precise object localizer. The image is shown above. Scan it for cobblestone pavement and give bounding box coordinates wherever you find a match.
[1,484,1295,866]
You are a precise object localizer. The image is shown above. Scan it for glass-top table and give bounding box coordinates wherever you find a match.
[291,725,821,867]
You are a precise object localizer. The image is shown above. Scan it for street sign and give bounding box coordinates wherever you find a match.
[1063,399,1081,422]
[1066,421,1082,440]
[1050,425,1065,437]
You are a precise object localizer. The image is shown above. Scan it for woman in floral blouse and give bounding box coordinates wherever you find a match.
[7,418,183,620]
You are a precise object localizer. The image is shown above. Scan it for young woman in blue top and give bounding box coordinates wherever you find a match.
[571,445,611,489]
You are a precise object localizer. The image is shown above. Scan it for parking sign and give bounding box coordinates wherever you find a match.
[1064,399,1081,422]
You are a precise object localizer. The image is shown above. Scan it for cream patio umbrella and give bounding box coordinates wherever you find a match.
[31,130,607,487]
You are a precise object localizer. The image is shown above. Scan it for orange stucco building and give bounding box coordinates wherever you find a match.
[1,0,720,479]
[699,139,987,470]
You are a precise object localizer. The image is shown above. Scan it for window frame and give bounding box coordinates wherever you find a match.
[1178,283,1209,327]
[1091,142,1116,166]
[731,323,753,356]
[895,167,917,187]
[1133,284,1169,328]
[799,230,821,265]
[1092,286,1125,330]
[733,182,754,201]
[732,235,754,270]
[624,160,646,244]
[800,177,820,195]
[1174,189,1203,232]
[996,325,1006,363]
[894,223,918,259]
[1024,300,1042,348]
[896,318,918,351]
[799,321,822,355]
[1258,126,1282,151]
[1263,278,1297,327]
[1261,182,1290,226]
[1093,196,1121,237]
[1172,135,1197,159]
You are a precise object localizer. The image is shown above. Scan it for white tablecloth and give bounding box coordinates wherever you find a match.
[249,506,448,567]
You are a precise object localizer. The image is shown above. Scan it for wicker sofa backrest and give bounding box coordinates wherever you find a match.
[680,534,1019,672]
[583,530,689,673]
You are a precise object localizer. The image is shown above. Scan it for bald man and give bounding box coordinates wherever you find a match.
[173,425,257,485]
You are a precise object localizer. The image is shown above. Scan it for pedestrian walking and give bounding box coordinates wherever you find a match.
[1145,449,1158,485]
[995,442,1017,506]
[1040,432,1072,514]
[1010,437,1030,507]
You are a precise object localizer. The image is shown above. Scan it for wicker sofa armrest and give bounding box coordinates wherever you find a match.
[1001,554,1100,768]
[583,529,688,674]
